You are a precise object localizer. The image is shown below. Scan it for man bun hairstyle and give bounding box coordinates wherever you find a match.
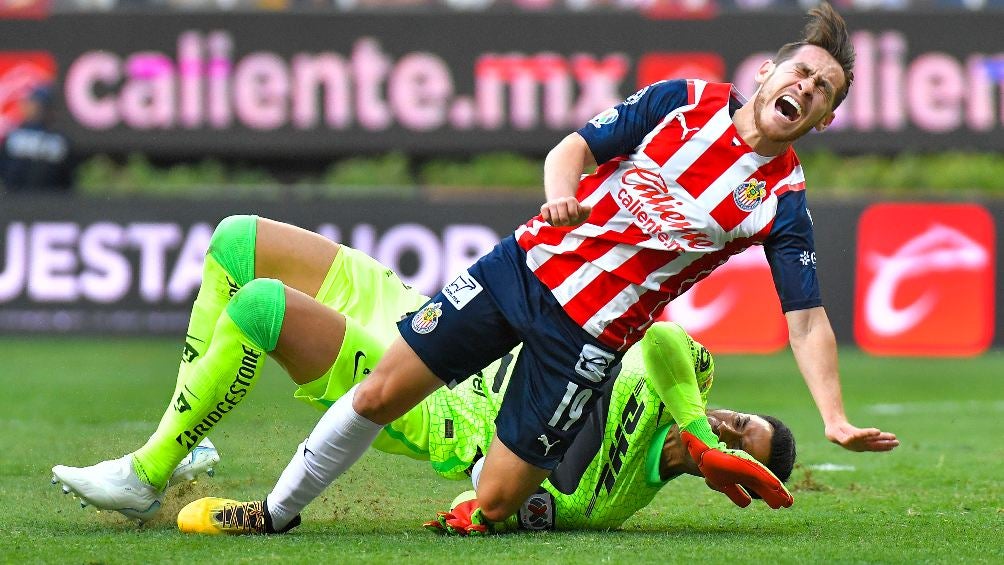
[774,1,855,110]
[747,414,796,499]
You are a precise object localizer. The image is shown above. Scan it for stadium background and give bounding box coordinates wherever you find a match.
[2,5,1001,355]
[0,1,1001,562]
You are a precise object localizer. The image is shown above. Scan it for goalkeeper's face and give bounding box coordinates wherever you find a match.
[707,409,773,467]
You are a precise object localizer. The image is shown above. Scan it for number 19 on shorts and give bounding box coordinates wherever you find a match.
[548,382,593,432]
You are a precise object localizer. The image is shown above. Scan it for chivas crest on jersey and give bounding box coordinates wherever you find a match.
[411,302,443,335]
[733,179,767,212]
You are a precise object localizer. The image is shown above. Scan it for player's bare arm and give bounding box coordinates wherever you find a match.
[540,132,594,226]
[785,307,899,452]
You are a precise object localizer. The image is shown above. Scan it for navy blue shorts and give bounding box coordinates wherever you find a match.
[397,237,623,469]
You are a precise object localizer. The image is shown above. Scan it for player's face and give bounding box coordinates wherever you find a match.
[752,45,844,143]
[706,409,773,466]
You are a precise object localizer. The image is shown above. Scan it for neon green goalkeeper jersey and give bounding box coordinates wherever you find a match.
[424,321,714,530]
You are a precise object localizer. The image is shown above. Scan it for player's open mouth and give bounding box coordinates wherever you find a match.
[775,95,802,122]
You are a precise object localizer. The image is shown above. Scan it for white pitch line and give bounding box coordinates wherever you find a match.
[864,400,1004,415]
[807,463,856,472]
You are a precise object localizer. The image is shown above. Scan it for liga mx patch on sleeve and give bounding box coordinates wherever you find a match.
[442,272,483,310]
[517,491,556,531]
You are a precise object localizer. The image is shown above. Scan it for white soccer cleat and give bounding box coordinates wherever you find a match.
[169,438,221,486]
[51,455,164,522]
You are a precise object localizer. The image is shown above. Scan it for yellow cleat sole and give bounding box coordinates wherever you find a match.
[177,497,239,535]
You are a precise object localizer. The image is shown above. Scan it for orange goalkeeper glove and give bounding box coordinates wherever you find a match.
[681,425,793,510]
[423,491,490,536]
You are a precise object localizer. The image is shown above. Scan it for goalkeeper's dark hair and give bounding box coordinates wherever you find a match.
[773,1,854,110]
[747,414,796,499]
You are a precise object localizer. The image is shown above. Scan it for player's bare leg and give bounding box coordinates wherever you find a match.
[351,340,446,423]
[475,436,550,523]
[254,217,339,299]
[272,286,346,385]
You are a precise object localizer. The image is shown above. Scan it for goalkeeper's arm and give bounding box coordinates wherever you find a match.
[641,322,792,509]
[640,322,719,444]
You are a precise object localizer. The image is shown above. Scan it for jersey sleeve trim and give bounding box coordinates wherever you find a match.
[779,297,823,312]
[774,180,805,197]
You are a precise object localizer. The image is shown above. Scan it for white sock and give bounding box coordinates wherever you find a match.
[266,385,382,530]
[470,456,485,491]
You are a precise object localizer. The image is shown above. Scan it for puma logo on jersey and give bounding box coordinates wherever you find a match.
[538,434,560,456]
[675,113,700,140]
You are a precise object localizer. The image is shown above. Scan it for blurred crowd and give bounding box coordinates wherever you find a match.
[43,0,1004,13]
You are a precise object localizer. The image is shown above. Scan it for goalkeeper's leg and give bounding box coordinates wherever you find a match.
[52,279,289,518]
[131,279,288,489]
[179,215,338,383]
[52,217,353,520]
[135,217,341,488]
[136,277,373,493]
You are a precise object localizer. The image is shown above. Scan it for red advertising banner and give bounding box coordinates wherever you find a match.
[854,203,996,356]
[660,246,788,354]
[0,51,56,138]
[0,0,49,19]
[635,52,725,89]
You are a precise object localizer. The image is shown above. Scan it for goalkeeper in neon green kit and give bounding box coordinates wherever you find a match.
[50,215,810,532]
[186,314,794,533]
[410,318,795,532]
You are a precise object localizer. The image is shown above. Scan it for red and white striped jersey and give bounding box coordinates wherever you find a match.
[515,79,811,351]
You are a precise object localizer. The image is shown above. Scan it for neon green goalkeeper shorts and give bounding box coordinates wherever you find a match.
[292,245,432,459]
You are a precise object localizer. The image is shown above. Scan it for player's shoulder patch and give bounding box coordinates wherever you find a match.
[517,490,556,531]
[410,302,443,334]
[588,107,619,128]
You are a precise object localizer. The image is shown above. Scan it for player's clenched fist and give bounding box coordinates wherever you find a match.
[541,196,591,227]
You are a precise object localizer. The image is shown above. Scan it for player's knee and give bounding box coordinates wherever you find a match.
[226,278,286,352]
[351,376,395,424]
[209,214,258,286]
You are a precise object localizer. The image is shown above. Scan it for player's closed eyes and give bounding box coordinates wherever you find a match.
[794,66,832,99]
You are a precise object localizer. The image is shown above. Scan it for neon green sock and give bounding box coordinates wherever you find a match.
[178,215,258,382]
[133,278,284,490]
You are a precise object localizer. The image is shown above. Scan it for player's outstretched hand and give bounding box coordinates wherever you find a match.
[825,421,899,452]
[681,431,794,510]
[423,493,489,536]
[541,196,591,227]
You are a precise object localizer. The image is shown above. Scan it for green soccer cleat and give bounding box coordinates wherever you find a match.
[178,497,301,535]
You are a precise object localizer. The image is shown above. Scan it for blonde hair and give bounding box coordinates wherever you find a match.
[773,2,855,109]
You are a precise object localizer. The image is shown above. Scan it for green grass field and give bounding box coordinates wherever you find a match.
[1,338,1001,564]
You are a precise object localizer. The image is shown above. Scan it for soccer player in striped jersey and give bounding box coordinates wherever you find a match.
[178,320,796,534]
[50,215,791,533]
[249,2,896,536]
